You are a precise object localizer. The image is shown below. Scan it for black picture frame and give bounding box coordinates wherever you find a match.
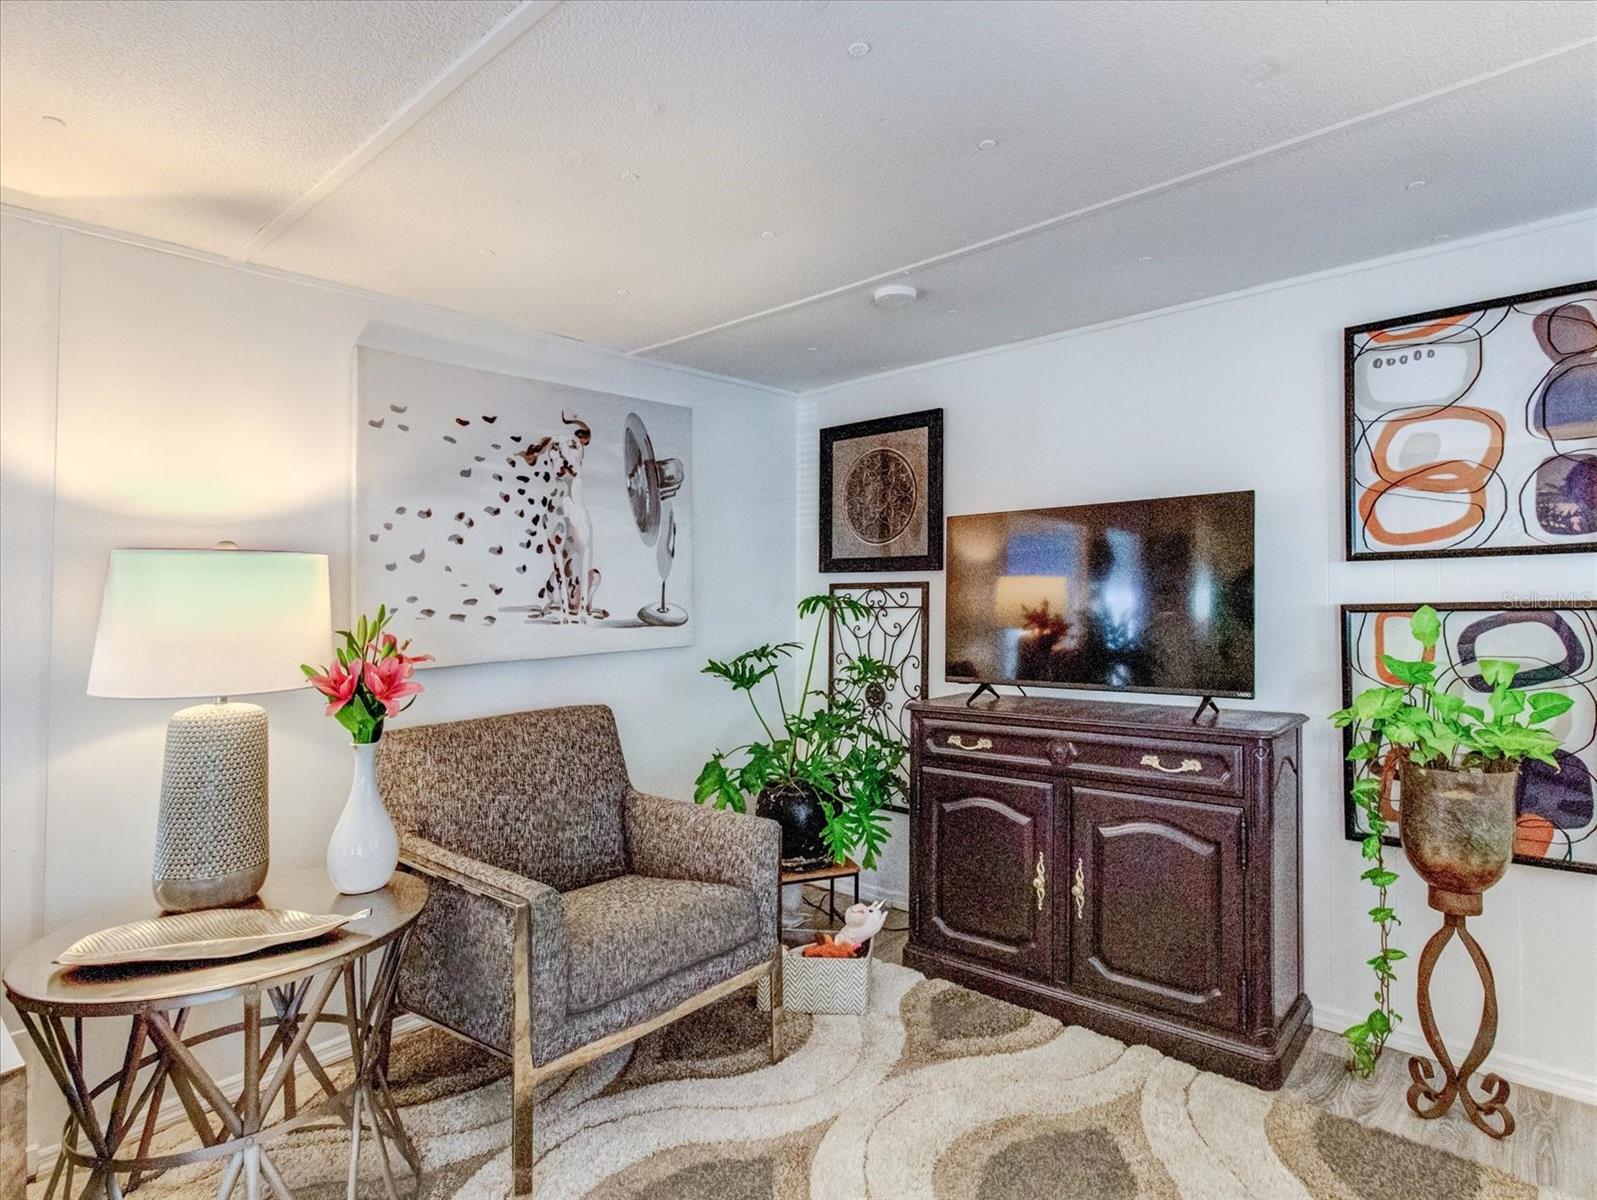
[1339,601,1597,877]
[819,408,944,572]
[1343,279,1597,561]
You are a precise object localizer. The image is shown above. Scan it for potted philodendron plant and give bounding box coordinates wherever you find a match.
[696,593,904,872]
[1330,604,1568,1076]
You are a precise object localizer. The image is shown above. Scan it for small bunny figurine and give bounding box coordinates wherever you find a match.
[835,900,888,947]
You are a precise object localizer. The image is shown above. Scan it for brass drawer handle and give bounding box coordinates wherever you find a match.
[1140,753,1203,775]
[1071,857,1085,920]
[947,734,994,751]
[1032,852,1045,912]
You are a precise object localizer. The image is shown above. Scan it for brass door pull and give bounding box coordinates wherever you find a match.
[1032,852,1045,912]
[1071,857,1085,920]
[948,734,994,751]
[1140,753,1203,774]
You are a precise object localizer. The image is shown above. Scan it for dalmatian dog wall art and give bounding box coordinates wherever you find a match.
[355,346,694,667]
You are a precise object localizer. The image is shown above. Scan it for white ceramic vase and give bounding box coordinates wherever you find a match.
[326,742,398,894]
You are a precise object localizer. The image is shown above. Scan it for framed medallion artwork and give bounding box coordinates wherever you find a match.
[819,408,944,572]
[1341,602,1597,876]
[1344,281,1596,560]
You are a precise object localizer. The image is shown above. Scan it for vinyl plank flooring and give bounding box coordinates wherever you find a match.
[1283,1027,1596,1196]
[827,892,1597,1196]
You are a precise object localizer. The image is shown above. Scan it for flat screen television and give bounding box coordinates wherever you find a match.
[945,490,1255,699]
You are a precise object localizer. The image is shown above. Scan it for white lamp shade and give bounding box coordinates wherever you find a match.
[88,548,332,699]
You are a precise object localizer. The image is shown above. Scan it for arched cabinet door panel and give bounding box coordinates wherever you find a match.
[1068,785,1244,1029]
[915,766,1054,977]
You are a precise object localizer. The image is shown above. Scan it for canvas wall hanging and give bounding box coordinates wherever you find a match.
[1344,281,1596,560]
[827,582,930,814]
[356,347,693,666]
[819,408,944,572]
[1341,602,1597,875]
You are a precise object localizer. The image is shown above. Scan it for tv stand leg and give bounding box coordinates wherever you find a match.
[967,684,1001,706]
[1192,695,1220,724]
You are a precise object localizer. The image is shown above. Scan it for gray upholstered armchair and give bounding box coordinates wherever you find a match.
[375,704,782,1197]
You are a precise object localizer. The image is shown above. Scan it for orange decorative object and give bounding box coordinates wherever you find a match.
[1358,405,1505,549]
[1513,814,1556,859]
[1368,312,1478,344]
[801,933,863,959]
[1373,611,1436,686]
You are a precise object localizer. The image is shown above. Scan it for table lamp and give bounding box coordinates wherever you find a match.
[88,546,331,911]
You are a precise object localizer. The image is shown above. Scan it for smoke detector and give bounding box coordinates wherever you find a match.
[873,284,920,309]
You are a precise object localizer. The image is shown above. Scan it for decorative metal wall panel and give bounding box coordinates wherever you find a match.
[828,582,929,815]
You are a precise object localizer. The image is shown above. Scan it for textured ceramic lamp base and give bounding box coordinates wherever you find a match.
[153,702,269,912]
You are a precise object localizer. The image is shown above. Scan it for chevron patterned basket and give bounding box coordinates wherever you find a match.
[758,938,874,1016]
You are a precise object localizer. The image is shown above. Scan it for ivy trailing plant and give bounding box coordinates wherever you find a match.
[1330,604,1569,1077]
[694,593,905,869]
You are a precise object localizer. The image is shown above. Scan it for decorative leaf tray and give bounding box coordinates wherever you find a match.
[56,907,370,967]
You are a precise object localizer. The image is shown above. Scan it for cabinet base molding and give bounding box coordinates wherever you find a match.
[903,941,1313,1090]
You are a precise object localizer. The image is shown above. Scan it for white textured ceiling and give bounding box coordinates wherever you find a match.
[3,0,1594,392]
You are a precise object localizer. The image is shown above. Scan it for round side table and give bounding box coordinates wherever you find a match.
[3,869,427,1200]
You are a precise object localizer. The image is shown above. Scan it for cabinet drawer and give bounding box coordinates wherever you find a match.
[1061,733,1244,798]
[922,719,1057,771]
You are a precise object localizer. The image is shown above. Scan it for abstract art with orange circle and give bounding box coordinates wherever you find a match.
[1345,282,1596,559]
[1342,604,1597,876]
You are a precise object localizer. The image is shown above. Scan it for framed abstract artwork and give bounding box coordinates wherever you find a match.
[827,582,930,814]
[819,409,944,572]
[355,347,694,667]
[1341,602,1597,876]
[1344,281,1597,560]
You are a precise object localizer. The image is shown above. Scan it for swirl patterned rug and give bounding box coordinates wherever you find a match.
[78,961,1554,1199]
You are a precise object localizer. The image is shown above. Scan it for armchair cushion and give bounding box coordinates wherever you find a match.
[624,790,781,950]
[561,875,756,1013]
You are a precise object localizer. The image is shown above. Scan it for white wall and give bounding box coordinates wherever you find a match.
[796,212,1597,1101]
[0,218,58,983]
[0,210,796,1143]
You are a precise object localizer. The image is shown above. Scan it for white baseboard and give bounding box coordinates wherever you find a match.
[25,1014,428,1178]
[1309,1004,1596,1106]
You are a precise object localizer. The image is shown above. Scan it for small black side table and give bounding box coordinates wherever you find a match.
[779,858,860,928]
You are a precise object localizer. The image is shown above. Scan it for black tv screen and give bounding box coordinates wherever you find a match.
[946,490,1255,698]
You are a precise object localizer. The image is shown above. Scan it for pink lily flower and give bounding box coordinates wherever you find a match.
[307,660,360,715]
[379,632,434,667]
[363,656,424,717]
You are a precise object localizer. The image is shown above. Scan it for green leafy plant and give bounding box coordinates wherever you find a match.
[695,593,906,869]
[1330,604,1569,1076]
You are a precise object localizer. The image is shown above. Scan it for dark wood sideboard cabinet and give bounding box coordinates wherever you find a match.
[905,694,1311,1089]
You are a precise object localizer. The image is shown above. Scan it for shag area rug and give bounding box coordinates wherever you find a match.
[62,961,1556,1199]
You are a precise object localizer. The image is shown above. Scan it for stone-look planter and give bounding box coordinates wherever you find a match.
[1398,760,1518,915]
[757,782,833,872]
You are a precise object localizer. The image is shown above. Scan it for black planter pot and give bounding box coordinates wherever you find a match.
[756,782,833,871]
